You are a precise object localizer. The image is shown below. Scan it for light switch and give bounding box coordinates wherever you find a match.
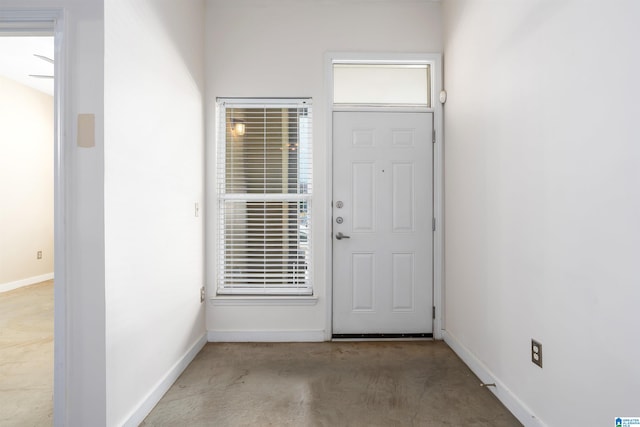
[77,114,95,148]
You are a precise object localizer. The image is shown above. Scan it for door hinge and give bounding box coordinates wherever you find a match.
[432,306,436,319]
[432,129,436,144]
[432,217,436,231]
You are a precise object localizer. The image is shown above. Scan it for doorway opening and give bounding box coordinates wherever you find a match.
[0,34,55,424]
[325,54,444,339]
[0,11,66,425]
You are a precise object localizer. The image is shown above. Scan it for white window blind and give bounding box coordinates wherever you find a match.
[216,99,312,295]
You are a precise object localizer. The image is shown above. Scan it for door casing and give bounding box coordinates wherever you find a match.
[324,52,444,340]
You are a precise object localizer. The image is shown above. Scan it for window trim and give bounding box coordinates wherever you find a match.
[210,295,319,306]
[215,97,313,296]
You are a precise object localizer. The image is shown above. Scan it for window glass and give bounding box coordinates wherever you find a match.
[333,64,430,106]
[217,99,312,295]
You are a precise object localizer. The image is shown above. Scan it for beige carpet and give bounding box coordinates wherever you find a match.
[0,280,53,426]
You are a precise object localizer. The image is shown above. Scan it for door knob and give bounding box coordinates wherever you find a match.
[336,232,351,240]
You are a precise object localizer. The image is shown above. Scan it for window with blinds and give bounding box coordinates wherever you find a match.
[216,99,312,295]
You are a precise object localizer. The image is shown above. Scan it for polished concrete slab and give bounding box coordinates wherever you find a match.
[143,341,521,426]
[0,280,53,426]
[0,283,523,427]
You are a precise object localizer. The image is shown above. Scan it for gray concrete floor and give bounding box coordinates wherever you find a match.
[0,281,53,426]
[143,341,522,427]
[0,283,522,426]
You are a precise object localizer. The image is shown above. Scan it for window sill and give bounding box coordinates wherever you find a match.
[209,295,319,306]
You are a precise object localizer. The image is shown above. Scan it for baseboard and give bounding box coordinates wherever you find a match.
[208,330,326,342]
[0,273,54,293]
[442,330,547,427]
[122,333,207,427]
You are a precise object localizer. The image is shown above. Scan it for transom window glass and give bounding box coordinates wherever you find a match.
[216,99,312,295]
[333,63,431,106]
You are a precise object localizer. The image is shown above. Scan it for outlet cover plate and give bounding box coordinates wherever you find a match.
[531,339,543,368]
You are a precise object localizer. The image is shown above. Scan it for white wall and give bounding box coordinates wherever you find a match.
[0,76,54,289]
[442,1,640,425]
[104,0,206,425]
[205,0,442,339]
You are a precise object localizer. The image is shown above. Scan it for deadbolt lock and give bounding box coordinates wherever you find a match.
[336,201,344,208]
[336,216,344,224]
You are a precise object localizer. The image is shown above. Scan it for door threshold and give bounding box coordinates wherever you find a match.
[332,333,433,342]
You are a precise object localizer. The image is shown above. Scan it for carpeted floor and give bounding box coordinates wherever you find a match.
[0,280,54,426]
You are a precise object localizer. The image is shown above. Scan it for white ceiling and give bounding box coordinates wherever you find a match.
[0,36,54,96]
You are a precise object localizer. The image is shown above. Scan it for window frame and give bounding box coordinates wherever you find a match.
[333,63,431,107]
[215,98,313,296]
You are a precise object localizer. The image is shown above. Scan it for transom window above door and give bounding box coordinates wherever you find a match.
[216,98,312,295]
[333,63,431,106]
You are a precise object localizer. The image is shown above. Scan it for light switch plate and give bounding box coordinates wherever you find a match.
[77,114,95,148]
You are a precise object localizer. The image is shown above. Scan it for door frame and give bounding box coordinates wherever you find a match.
[0,9,67,424]
[324,52,444,340]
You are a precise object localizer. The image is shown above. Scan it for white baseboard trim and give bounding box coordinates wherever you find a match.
[208,330,326,342]
[442,330,547,427]
[122,333,207,427]
[0,273,54,293]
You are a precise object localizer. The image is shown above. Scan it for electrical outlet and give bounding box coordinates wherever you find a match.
[531,339,543,368]
[37,251,43,260]
[200,286,205,303]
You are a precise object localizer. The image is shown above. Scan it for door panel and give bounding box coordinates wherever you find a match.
[392,252,414,311]
[392,163,415,232]
[352,162,376,232]
[352,253,375,311]
[333,112,433,334]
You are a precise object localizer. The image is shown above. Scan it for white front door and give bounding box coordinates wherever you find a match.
[332,111,433,335]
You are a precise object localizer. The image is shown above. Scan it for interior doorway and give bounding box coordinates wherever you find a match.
[0,34,55,424]
[0,11,66,424]
[0,36,55,291]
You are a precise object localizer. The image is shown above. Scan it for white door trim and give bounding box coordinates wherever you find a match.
[0,9,67,425]
[324,52,444,340]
